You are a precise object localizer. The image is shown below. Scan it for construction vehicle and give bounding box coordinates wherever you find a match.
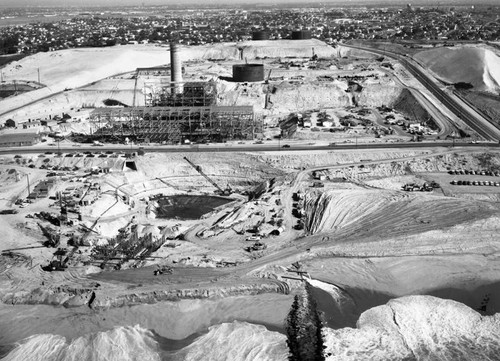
[38,223,61,248]
[0,209,18,215]
[183,157,232,196]
[428,180,440,188]
[41,248,69,272]
[245,241,267,252]
[402,183,433,192]
[153,264,173,276]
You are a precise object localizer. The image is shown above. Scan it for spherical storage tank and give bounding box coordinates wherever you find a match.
[232,64,265,82]
[291,30,312,40]
[252,30,270,41]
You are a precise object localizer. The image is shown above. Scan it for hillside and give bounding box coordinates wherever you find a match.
[414,46,500,92]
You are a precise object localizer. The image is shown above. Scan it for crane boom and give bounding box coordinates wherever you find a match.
[183,157,231,195]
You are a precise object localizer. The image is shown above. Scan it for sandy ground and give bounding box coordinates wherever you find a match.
[414,45,500,93]
[1,147,500,360]
[2,41,500,359]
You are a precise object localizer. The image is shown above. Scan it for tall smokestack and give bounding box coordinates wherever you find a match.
[170,42,183,94]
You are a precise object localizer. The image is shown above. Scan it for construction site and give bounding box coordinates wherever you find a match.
[87,43,261,145]
[2,36,500,359]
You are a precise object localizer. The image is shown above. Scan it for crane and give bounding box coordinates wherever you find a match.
[183,157,232,196]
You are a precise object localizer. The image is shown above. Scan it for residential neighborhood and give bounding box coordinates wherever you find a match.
[0,4,499,55]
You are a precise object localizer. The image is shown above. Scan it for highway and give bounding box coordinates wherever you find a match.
[343,43,500,142]
[0,141,498,156]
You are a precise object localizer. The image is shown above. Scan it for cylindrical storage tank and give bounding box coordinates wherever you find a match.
[291,30,312,40]
[232,64,265,82]
[252,30,270,41]
[170,42,183,94]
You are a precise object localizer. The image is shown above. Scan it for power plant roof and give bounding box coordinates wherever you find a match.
[91,105,254,116]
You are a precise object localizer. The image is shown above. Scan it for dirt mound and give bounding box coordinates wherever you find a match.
[323,295,500,360]
[305,189,408,234]
[357,80,403,107]
[304,188,497,238]
[414,46,500,92]
[390,88,437,129]
[238,39,337,59]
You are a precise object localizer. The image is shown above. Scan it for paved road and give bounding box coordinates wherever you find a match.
[0,141,499,156]
[343,43,500,142]
[406,87,453,138]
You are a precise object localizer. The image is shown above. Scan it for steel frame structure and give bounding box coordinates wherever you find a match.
[144,80,217,107]
[136,67,170,77]
[90,106,260,144]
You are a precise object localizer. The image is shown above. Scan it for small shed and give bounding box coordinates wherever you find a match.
[23,121,42,129]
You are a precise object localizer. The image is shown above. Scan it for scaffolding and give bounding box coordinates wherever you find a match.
[136,67,170,77]
[144,80,217,107]
[90,106,260,144]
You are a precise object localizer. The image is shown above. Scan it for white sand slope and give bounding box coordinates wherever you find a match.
[304,188,496,237]
[0,46,173,118]
[171,321,287,361]
[3,322,288,361]
[323,295,500,360]
[2,325,162,361]
[414,46,500,92]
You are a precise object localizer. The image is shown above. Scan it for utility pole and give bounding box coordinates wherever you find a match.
[37,68,40,84]
[26,174,31,197]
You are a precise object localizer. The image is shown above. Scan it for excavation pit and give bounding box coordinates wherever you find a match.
[155,195,232,220]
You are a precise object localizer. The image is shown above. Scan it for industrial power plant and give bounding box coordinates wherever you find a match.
[89,41,262,144]
[85,28,322,144]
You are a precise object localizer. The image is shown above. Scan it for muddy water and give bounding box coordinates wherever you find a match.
[155,195,232,220]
